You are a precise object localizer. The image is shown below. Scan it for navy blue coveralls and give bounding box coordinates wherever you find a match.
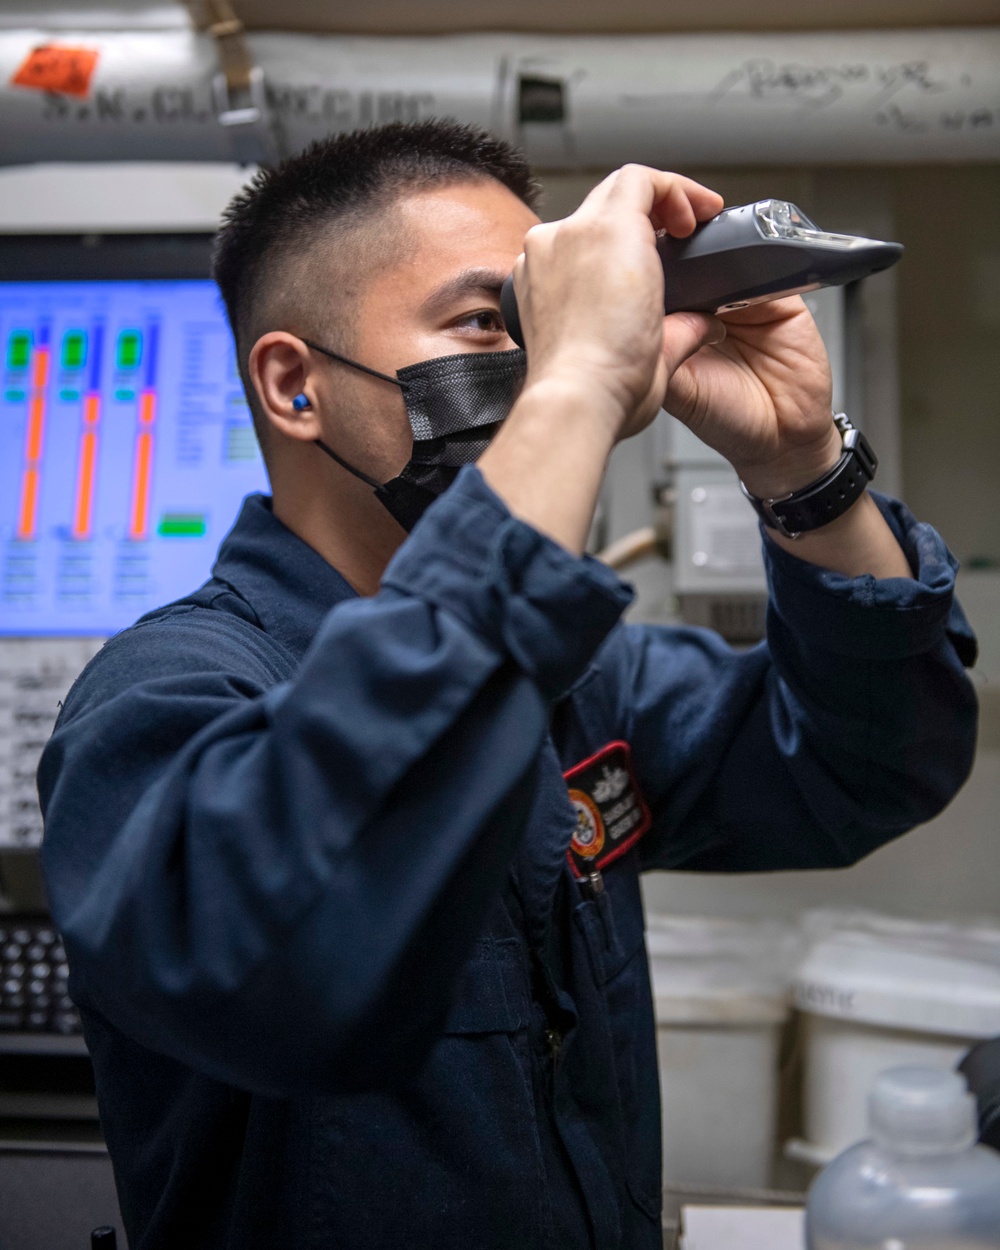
[38,467,978,1250]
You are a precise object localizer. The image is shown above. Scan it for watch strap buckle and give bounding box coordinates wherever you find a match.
[739,481,799,539]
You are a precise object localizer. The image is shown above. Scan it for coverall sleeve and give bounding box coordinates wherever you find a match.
[38,468,631,1096]
[623,492,979,873]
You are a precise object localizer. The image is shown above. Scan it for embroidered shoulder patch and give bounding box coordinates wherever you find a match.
[563,741,652,877]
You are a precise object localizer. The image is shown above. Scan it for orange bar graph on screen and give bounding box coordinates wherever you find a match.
[72,424,99,539]
[139,390,155,427]
[32,347,49,389]
[25,394,46,462]
[128,391,156,540]
[127,322,158,540]
[15,344,50,540]
[17,470,39,539]
[129,433,153,539]
[72,326,105,539]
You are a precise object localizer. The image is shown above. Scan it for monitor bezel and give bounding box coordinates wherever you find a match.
[0,232,216,281]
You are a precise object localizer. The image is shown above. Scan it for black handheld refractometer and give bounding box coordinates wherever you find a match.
[499,198,903,349]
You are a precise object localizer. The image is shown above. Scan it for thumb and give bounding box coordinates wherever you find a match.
[661,311,725,373]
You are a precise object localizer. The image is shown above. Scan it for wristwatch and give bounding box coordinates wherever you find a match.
[739,414,878,539]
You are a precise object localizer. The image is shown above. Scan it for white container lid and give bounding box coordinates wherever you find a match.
[793,911,1000,1038]
[646,915,792,1026]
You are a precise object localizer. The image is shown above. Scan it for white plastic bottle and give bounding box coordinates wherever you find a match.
[806,1066,1000,1250]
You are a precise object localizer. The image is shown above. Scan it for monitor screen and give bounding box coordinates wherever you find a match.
[1,249,269,636]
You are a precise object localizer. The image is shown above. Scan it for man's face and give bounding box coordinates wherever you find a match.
[304,178,540,483]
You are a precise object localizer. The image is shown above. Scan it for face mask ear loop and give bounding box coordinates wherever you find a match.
[300,338,410,392]
[300,337,406,490]
[314,439,383,490]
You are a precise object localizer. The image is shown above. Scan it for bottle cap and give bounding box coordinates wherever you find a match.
[869,1066,977,1155]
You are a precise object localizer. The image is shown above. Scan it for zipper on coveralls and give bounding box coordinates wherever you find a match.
[542,870,604,1067]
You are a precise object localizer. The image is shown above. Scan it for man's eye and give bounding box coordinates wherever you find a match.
[456,309,505,333]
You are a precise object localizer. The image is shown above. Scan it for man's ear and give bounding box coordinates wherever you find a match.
[248,332,321,443]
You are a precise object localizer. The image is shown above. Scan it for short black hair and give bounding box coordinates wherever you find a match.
[212,120,539,361]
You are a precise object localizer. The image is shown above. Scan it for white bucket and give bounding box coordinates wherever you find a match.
[789,910,1000,1166]
[646,915,793,1190]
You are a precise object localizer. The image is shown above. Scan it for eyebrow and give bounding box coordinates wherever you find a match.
[420,267,508,317]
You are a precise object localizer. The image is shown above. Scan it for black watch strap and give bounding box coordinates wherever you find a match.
[740,414,878,538]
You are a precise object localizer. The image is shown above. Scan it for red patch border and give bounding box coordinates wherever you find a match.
[562,740,652,878]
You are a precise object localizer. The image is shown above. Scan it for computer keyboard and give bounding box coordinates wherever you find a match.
[0,917,81,1035]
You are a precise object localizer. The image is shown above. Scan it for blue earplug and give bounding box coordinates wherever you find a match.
[292,393,311,411]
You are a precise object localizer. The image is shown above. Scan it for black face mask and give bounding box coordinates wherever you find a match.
[303,339,527,532]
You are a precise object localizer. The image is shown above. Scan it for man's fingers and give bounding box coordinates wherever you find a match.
[650,183,698,240]
[584,165,724,237]
[661,311,726,373]
[648,178,724,237]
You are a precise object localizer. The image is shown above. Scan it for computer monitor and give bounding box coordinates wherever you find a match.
[0,233,269,637]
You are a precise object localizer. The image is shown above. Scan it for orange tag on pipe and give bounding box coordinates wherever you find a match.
[11,45,99,98]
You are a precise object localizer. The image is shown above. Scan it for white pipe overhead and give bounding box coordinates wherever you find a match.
[0,28,997,167]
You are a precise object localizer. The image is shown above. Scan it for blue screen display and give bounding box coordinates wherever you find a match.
[0,280,269,636]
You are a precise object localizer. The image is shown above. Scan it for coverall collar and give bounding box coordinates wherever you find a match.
[211,493,358,660]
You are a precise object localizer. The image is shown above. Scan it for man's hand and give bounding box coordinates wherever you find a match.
[481,165,725,553]
[482,163,911,577]
[662,294,910,577]
[665,295,840,499]
[517,166,839,493]
[512,165,726,443]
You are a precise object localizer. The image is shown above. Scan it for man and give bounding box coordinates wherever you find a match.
[39,121,977,1249]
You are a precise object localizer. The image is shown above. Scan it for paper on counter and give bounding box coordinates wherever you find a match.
[680,1205,805,1250]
